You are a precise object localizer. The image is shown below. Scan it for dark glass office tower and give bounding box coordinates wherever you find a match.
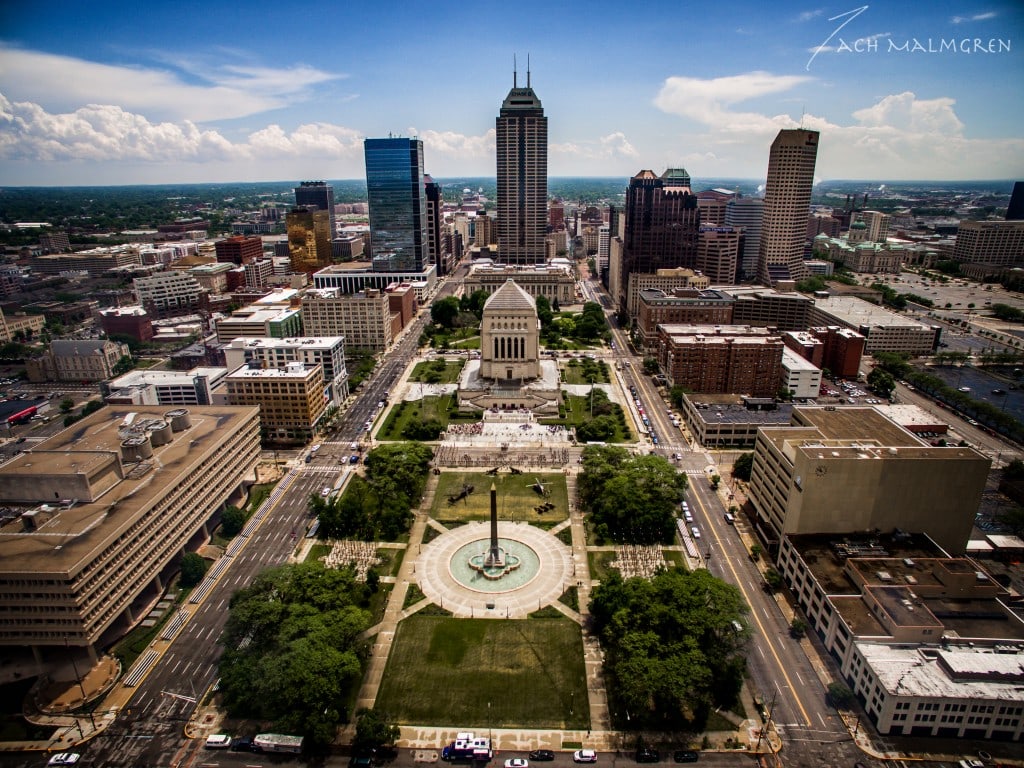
[294,181,336,236]
[496,69,548,265]
[364,138,428,272]
[1007,181,1024,220]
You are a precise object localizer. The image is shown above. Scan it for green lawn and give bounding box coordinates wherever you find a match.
[587,550,618,583]
[450,336,481,350]
[375,616,589,728]
[378,395,468,440]
[562,394,634,442]
[562,359,610,385]
[409,360,466,384]
[432,471,569,525]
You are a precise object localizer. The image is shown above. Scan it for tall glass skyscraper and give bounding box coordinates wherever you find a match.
[364,137,428,272]
[496,70,548,265]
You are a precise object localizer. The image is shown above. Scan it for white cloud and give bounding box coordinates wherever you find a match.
[951,11,997,24]
[552,132,639,160]
[652,72,1024,179]
[0,93,362,168]
[414,128,496,161]
[654,72,814,137]
[795,9,824,22]
[0,45,344,123]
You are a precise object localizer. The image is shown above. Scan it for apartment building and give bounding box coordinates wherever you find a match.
[657,324,784,397]
[301,288,395,352]
[224,361,327,442]
[781,347,822,399]
[134,271,206,317]
[0,405,261,672]
[635,288,734,353]
[222,336,349,405]
[214,305,303,343]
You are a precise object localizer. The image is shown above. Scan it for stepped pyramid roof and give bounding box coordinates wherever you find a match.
[483,279,537,313]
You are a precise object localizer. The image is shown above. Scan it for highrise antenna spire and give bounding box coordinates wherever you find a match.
[513,54,517,88]
[527,53,531,87]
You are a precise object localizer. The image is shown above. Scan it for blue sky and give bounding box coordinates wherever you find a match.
[1,0,1022,185]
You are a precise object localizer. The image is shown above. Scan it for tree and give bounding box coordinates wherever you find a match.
[642,357,660,375]
[180,552,209,587]
[220,506,246,538]
[588,568,749,729]
[866,368,896,398]
[353,707,400,752]
[59,398,75,413]
[581,451,687,544]
[827,682,856,709]
[430,296,460,329]
[749,544,762,562]
[535,294,554,327]
[789,617,808,638]
[112,355,135,377]
[732,452,754,482]
[1003,458,1024,480]
[998,506,1024,537]
[709,474,721,490]
[763,569,784,593]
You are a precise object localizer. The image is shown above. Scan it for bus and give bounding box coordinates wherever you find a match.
[254,733,304,753]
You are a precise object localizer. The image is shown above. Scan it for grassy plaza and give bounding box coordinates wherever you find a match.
[432,471,569,526]
[375,615,589,729]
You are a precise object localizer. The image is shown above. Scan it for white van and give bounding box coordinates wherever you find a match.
[724,513,735,525]
[205,734,232,749]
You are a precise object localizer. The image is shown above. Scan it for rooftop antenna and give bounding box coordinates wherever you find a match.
[513,54,517,88]
[800,106,806,129]
[527,53,531,87]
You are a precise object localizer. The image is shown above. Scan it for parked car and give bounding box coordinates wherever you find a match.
[231,737,254,752]
[573,750,597,763]
[672,752,699,763]
[636,748,660,763]
[505,760,529,768]
[528,751,555,761]
[47,756,81,766]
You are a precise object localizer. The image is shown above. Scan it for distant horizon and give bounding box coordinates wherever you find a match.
[1,176,1020,191]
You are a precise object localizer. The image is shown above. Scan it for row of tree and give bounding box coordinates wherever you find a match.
[217,561,372,745]
[309,442,434,540]
[589,568,748,729]
[577,445,687,544]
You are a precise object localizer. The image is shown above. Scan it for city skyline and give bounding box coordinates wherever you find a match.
[1,0,1022,185]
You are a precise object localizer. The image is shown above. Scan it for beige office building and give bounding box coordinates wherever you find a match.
[0,405,260,672]
[953,220,1024,267]
[747,407,990,554]
[758,128,819,284]
[224,361,327,442]
[301,287,395,352]
[625,267,710,318]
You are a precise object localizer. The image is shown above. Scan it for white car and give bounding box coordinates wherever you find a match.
[691,526,701,539]
[573,750,597,763]
[505,760,529,768]
[47,756,81,766]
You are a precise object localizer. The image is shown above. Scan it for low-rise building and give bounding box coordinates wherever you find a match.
[312,262,437,303]
[635,288,734,353]
[103,366,228,405]
[624,267,710,319]
[680,395,793,448]
[134,271,206,318]
[464,261,576,306]
[778,531,1024,741]
[214,305,303,343]
[26,339,131,383]
[0,308,46,342]
[781,347,822,399]
[810,296,939,356]
[98,306,155,343]
[726,287,813,332]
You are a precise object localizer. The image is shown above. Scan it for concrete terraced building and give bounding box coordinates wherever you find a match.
[810,295,939,355]
[0,405,260,673]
